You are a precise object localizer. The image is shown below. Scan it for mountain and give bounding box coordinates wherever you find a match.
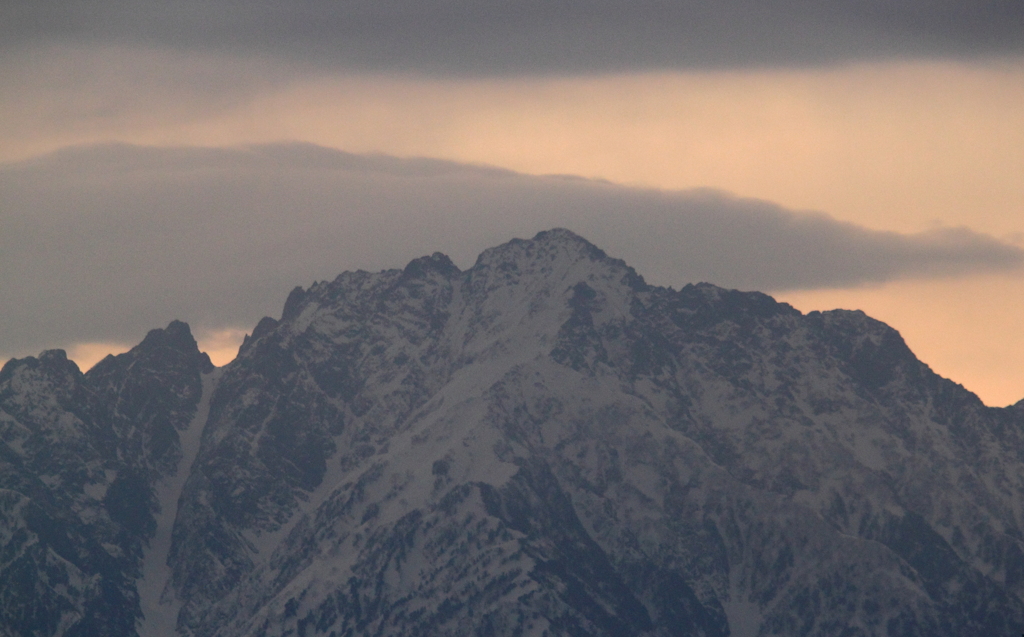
[0,322,213,636]
[3,229,1024,636]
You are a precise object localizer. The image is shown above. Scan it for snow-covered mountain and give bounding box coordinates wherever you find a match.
[3,229,1024,636]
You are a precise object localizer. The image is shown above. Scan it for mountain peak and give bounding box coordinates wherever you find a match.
[533,226,601,248]
[473,228,607,267]
[94,320,213,375]
[0,348,82,384]
[6,230,1024,637]
[401,252,460,280]
[138,320,197,352]
[468,228,645,293]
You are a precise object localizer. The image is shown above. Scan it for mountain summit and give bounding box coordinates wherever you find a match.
[3,229,1024,636]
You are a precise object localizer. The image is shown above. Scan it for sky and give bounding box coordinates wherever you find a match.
[2,1,1023,405]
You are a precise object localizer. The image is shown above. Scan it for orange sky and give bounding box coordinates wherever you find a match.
[3,53,1023,405]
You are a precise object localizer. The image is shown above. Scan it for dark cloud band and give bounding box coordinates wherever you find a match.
[4,1,1022,73]
[1,142,1021,357]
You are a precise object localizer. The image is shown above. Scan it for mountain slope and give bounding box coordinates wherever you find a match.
[0,321,212,636]
[3,229,1024,636]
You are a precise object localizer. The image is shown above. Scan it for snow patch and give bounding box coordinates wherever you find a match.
[722,599,762,637]
[137,368,221,637]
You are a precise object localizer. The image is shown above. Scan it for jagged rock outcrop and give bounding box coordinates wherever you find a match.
[0,321,212,636]
[3,230,1024,636]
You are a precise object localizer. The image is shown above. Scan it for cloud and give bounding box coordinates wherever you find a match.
[1,142,1021,358]
[3,1,1022,74]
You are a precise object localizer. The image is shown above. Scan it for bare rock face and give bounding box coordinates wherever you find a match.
[0,322,211,637]
[3,229,1024,636]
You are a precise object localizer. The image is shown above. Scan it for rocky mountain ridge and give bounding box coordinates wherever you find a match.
[2,229,1024,636]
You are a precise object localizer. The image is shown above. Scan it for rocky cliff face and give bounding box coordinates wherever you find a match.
[0,321,212,637]
[3,229,1024,636]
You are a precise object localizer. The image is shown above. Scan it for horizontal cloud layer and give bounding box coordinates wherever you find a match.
[4,1,1022,73]
[1,142,1021,357]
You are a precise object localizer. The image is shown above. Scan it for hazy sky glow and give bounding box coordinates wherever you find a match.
[2,2,1023,405]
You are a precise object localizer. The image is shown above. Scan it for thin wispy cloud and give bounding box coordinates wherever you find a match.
[2,143,1020,358]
